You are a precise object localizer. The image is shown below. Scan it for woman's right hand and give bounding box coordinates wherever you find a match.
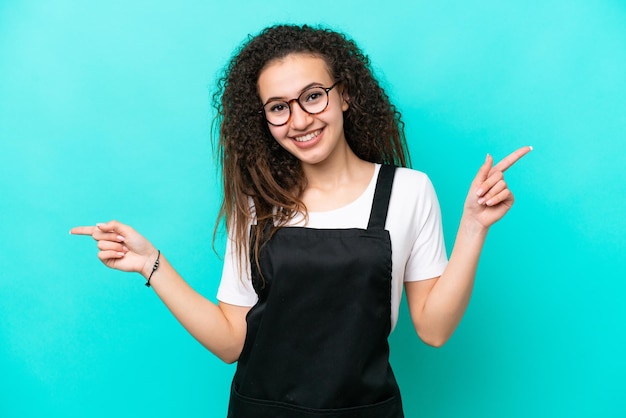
[72,220,249,362]
[70,220,159,278]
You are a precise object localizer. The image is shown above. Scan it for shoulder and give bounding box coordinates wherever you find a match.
[387,166,441,229]
[391,166,436,198]
[393,166,430,181]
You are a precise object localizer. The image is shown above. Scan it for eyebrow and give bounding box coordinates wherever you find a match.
[264,82,325,103]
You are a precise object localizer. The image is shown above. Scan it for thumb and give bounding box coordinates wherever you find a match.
[96,221,154,257]
[473,153,493,187]
[96,220,134,237]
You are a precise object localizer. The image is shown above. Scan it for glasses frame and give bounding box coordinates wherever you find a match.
[258,81,340,127]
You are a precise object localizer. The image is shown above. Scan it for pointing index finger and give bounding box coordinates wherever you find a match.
[70,226,97,236]
[491,146,533,173]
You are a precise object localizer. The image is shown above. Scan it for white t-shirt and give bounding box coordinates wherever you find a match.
[217,164,449,330]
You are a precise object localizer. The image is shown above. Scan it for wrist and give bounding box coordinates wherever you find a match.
[144,250,161,288]
[141,249,161,279]
[458,215,489,240]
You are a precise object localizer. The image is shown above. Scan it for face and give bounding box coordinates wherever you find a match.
[257,53,349,168]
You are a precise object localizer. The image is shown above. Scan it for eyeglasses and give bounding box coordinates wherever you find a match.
[259,82,340,126]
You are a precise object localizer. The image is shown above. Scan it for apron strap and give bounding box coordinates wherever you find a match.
[367,164,396,230]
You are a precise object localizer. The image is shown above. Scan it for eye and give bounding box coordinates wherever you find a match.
[267,102,288,113]
[303,89,324,103]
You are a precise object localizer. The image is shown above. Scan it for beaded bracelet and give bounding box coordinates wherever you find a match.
[145,250,161,287]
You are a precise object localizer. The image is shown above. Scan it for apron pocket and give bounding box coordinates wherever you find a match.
[228,384,403,418]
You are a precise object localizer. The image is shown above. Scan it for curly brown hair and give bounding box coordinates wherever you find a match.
[212,24,410,274]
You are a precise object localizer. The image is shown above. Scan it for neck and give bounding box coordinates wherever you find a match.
[298,145,375,212]
[301,146,372,191]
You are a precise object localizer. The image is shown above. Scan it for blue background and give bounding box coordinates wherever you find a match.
[1,0,625,417]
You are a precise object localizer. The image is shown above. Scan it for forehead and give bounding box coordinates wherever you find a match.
[257,53,333,100]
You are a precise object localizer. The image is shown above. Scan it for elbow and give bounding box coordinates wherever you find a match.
[416,327,451,348]
[214,347,242,364]
[412,315,458,348]
[200,328,245,364]
[214,348,241,364]
[204,342,243,364]
[219,342,245,364]
[220,354,239,365]
[420,335,448,348]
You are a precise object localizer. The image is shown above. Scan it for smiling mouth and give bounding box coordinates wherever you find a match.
[293,129,322,143]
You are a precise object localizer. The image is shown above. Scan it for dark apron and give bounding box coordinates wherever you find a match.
[227,165,403,418]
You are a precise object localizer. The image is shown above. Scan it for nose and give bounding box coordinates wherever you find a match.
[289,100,313,130]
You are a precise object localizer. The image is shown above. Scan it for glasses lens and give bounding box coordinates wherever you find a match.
[263,101,290,126]
[299,87,328,114]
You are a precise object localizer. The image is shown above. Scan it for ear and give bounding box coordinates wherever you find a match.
[341,86,350,111]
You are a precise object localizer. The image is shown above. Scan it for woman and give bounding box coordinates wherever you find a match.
[71,24,530,417]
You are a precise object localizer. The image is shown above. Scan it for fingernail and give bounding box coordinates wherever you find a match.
[477,197,486,205]
[117,235,125,242]
[529,145,533,151]
[476,188,484,196]
[123,246,129,252]
[117,252,125,257]
[485,199,494,206]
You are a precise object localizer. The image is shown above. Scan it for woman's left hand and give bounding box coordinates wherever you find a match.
[463,146,532,230]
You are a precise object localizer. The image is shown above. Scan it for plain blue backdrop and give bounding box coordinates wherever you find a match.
[1,0,625,417]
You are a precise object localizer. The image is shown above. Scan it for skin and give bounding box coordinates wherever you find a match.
[257,54,373,211]
[71,53,532,362]
[405,148,531,346]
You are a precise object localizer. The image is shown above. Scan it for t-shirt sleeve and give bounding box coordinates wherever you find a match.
[216,224,258,307]
[403,174,448,282]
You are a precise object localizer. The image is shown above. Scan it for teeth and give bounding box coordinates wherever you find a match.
[294,129,321,142]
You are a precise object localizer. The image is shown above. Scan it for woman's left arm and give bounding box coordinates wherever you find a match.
[406,146,532,347]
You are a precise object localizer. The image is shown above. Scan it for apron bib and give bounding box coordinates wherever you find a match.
[228,165,403,418]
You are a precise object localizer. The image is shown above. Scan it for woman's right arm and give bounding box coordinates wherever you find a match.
[70,220,249,364]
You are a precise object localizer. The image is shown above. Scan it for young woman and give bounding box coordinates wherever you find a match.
[71,24,530,418]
